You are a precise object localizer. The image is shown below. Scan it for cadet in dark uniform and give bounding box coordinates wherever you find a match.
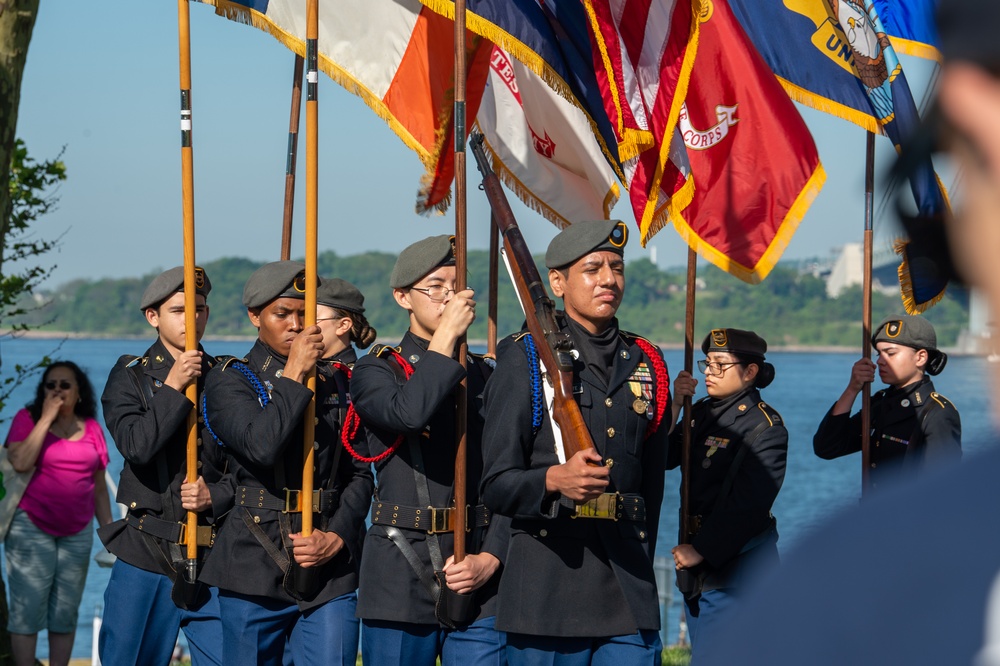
[350,235,507,666]
[481,220,671,665]
[813,315,961,489]
[668,329,787,663]
[201,261,374,666]
[98,266,226,666]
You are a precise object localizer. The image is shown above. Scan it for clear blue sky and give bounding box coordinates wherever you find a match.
[13,0,939,287]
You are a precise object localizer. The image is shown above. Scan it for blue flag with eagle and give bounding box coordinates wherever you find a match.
[729,0,947,313]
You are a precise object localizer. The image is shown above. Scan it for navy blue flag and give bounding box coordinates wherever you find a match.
[729,0,947,312]
[872,0,941,60]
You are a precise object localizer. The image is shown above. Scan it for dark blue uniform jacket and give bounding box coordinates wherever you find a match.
[200,339,373,610]
[481,323,669,638]
[99,339,229,578]
[350,331,508,625]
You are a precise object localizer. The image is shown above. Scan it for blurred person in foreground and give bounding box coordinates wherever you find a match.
[4,362,113,666]
[702,3,1000,664]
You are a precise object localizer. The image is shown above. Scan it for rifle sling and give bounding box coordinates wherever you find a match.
[240,507,290,573]
[409,438,446,574]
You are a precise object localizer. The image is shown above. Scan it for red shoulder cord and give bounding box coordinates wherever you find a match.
[336,352,415,463]
[634,338,670,439]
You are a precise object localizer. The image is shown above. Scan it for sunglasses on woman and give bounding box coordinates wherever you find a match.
[45,380,74,391]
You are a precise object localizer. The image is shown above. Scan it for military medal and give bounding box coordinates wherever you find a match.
[633,397,648,414]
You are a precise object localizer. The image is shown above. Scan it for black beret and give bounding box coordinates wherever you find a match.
[544,220,628,269]
[390,235,455,288]
[242,261,313,309]
[701,328,767,360]
[872,315,947,375]
[317,277,365,314]
[139,266,211,311]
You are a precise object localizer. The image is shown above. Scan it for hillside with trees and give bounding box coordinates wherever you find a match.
[8,250,971,348]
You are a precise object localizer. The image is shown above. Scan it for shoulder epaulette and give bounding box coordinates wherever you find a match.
[368,344,401,359]
[929,392,955,410]
[124,355,146,369]
[756,401,783,427]
[468,351,496,367]
[511,331,531,343]
[217,355,248,371]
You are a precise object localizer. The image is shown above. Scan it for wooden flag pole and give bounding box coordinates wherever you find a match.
[281,55,304,261]
[301,0,319,538]
[176,0,199,582]
[452,0,469,562]
[861,131,875,497]
[680,247,696,544]
[488,214,499,357]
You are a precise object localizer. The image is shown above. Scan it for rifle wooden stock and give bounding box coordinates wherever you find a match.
[469,133,596,460]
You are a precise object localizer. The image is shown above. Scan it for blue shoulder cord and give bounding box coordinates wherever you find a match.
[523,334,544,434]
[201,362,270,447]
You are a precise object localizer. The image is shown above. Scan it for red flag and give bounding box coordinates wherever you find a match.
[657,0,825,283]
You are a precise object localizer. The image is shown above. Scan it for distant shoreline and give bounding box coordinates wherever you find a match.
[7,329,972,356]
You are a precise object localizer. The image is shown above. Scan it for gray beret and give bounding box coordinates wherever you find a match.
[544,220,629,269]
[390,235,455,288]
[872,315,937,351]
[139,266,212,311]
[317,277,365,314]
[702,328,767,359]
[242,261,312,309]
[872,314,947,375]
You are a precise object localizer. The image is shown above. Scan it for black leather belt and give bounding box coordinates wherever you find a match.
[236,486,336,514]
[563,493,646,521]
[126,512,215,547]
[370,501,492,533]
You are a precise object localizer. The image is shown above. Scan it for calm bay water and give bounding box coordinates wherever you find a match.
[1,337,996,657]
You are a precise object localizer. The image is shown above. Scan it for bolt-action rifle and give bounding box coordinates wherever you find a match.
[469,132,596,463]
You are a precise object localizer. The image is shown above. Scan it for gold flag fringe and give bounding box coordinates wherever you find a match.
[415,106,459,216]
[776,77,883,135]
[656,163,826,284]
[894,238,947,315]
[887,36,942,63]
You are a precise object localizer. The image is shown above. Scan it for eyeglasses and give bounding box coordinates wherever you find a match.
[409,285,456,303]
[45,380,74,391]
[697,360,742,377]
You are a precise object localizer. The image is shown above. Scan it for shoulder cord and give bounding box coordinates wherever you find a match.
[523,334,544,434]
[633,338,670,439]
[340,350,414,463]
[201,362,270,447]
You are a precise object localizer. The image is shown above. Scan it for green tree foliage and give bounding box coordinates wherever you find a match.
[1,140,65,409]
[0,137,62,666]
[10,250,972,349]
